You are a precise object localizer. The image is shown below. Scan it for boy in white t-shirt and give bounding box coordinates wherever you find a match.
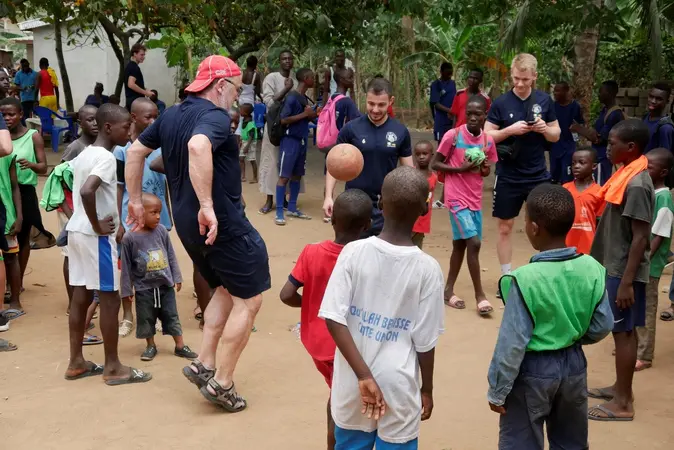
[319,166,445,449]
[64,104,151,386]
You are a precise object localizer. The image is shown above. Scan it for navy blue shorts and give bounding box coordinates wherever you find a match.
[606,275,646,332]
[278,136,307,179]
[434,123,453,142]
[493,177,550,220]
[182,229,271,299]
[550,153,574,184]
[594,159,613,186]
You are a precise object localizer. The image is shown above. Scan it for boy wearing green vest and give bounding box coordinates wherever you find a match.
[635,147,674,371]
[0,151,23,318]
[488,184,613,450]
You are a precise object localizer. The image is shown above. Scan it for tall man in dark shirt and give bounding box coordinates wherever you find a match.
[323,77,413,236]
[124,44,154,111]
[485,53,561,291]
[125,56,270,412]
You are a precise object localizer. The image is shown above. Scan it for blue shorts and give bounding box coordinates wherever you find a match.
[448,202,482,240]
[595,159,613,186]
[335,427,418,450]
[278,136,307,179]
[550,153,574,184]
[606,275,646,332]
[434,123,452,142]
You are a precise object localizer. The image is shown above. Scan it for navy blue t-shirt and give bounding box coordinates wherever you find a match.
[332,94,361,130]
[337,116,412,200]
[281,91,310,140]
[644,115,674,153]
[430,79,456,131]
[124,61,145,107]
[0,114,6,130]
[592,106,624,161]
[487,89,557,181]
[138,96,251,242]
[550,100,584,157]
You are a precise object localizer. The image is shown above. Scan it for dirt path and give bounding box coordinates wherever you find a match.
[2,137,673,449]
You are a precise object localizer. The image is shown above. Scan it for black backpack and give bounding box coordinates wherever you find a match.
[267,98,286,146]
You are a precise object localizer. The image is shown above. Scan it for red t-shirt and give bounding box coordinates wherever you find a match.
[413,172,438,234]
[563,181,606,254]
[38,69,55,97]
[449,89,492,129]
[290,240,343,361]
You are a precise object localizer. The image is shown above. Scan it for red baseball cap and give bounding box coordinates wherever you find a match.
[184,55,242,93]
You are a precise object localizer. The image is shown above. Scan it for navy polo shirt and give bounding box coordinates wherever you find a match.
[643,115,674,153]
[592,106,624,161]
[487,89,557,181]
[550,100,584,157]
[336,115,412,200]
[138,95,251,242]
[333,94,361,130]
[430,79,456,131]
[281,91,310,140]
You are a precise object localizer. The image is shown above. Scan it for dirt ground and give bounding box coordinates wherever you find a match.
[2,133,674,449]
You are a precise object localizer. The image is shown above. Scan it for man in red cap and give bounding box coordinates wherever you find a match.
[124,55,271,412]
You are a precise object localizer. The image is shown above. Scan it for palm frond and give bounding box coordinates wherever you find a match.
[501,0,531,53]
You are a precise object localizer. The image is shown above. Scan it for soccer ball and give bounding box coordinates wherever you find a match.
[464,147,486,166]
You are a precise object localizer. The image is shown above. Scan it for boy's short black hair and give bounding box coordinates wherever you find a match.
[96,103,130,127]
[332,189,372,232]
[440,62,453,73]
[555,81,570,90]
[0,97,22,110]
[466,94,488,111]
[246,55,258,68]
[652,82,672,99]
[130,97,156,113]
[333,67,349,84]
[574,146,597,163]
[611,118,650,154]
[39,57,49,68]
[239,103,253,115]
[381,166,429,222]
[296,68,313,83]
[601,80,619,96]
[19,58,29,66]
[414,139,433,150]
[470,68,484,78]
[367,77,393,97]
[78,104,98,115]
[279,49,293,58]
[647,147,674,169]
[526,184,575,238]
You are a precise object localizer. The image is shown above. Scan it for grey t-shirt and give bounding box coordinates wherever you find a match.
[61,138,88,162]
[120,224,182,298]
[591,171,654,283]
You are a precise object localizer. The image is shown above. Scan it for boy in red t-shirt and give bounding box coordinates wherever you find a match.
[563,148,605,254]
[412,140,438,249]
[280,188,372,450]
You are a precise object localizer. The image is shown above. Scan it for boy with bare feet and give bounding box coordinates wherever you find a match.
[588,119,654,421]
[64,103,152,385]
[432,95,497,316]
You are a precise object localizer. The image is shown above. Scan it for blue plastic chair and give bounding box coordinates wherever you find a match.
[33,106,70,152]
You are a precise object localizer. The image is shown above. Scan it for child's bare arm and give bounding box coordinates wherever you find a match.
[417,348,435,421]
[149,156,165,174]
[650,235,665,257]
[279,280,302,307]
[431,149,476,174]
[9,162,22,234]
[81,175,114,235]
[327,320,371,379]
[617,219,650,309]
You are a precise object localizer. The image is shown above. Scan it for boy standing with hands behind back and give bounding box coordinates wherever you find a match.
[320,167,445,450]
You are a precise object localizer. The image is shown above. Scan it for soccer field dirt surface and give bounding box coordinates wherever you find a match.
[2,134,673,450]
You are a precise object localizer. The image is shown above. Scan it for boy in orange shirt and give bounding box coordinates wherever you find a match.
[563,148,605,254]
[412,140,438,249]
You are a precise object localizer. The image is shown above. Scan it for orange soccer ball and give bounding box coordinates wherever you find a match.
[326,143,364,182]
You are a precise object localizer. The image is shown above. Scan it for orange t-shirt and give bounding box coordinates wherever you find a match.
[563,181,606,254]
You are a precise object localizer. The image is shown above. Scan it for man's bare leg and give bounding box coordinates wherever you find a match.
[208,293,263,390]
[196,287,234,369]
[496,218,515,275]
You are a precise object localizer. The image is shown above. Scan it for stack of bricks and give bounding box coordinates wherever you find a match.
[616,88,648,119]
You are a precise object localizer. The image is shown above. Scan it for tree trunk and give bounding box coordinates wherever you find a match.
[572,0,602,124]
[354,46,362,111]
[53,16,74,112]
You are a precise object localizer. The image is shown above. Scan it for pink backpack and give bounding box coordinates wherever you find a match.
[317,94,345,150]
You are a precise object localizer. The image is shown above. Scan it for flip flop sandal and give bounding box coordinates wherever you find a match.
[477,300,494,316]
[660,309,674,321]
[118,319,133,337]
[4,309,26,320]
[588,404,634,422]
[199,378,247,412]
[182,360,215,389]
[193,306,203,321]
[87,322,95,331]
[275,217,286,226]
[64,362,104,380]
[287,210,312,220]
[445,295,466,310]
[105,367,152,386]
[257,206,273,215]
[0,338,17,352]
[587,387,615,401]
[83,334,103,345]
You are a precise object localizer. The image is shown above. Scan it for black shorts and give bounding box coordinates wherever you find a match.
[18,184,46,245]
[492,176,550,220]
[183,229,271,299]
[135,286,182,339]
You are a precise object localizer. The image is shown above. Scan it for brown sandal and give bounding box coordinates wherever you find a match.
[182,360,214,389]
[199,378,247,412]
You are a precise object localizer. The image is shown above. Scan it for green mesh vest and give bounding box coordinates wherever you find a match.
[499,254,606,352]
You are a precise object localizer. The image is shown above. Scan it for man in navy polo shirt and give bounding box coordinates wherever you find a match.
[550,81,584,183]
[323,77,413,236]
[430,62,457,142]
[125,55,270,412]
[485,53,561,286]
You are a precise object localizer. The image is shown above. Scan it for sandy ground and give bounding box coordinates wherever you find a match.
[2,133,674,450]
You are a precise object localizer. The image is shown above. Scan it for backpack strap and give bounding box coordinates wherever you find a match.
[446,128,460,161]
[604,105,624,124]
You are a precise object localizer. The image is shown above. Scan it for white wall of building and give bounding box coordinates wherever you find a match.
[29,24,178,110]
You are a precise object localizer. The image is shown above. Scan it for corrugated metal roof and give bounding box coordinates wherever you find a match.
[18,18,48,31]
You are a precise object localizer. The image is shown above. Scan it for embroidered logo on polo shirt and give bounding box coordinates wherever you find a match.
[532,103,542,121]
[386,132,397,148]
